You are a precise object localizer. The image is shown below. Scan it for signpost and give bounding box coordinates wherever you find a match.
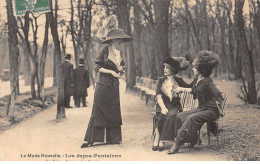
[13,0,50,16]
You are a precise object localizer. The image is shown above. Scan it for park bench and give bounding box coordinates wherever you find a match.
[134,76,157,105]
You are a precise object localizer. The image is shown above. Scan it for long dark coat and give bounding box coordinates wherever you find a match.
[84,45,124,143]
[73,66,90,98]
[61,61,73,96]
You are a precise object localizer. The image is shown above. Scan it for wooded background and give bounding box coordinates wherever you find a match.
[1,0,260,119]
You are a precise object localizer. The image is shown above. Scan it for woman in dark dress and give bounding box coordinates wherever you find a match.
[81,15,132,148]
[152,58,190,151]
[168,50,224,154]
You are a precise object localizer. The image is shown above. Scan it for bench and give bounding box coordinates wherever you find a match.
[134,76,157,105]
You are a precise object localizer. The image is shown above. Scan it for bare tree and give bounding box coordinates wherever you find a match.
[5,0,20,123]
[183,0,202,50]
[59,19,68,58]
[114,0,136,90]
[234,0,257,104]
[154,0,170,76]
[133,0,142,77]
[17,11,41,99]
[82,0,95,86]
[49,0,66,119]
[39,13,50,104]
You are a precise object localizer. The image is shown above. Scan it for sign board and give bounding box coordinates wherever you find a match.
[13,0,50,16]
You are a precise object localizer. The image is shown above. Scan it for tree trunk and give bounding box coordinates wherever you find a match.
[185,24,192,79]
[40,14,50,103]
[5,0,20,123]
[183,0,202,50]
[154,0,170,76]
[133,0,142,77]
[201,0,210,50]
[49,0,66,119]
[83,0,94,87]
[15,56,21,95]
[234,0,257,104]
[227,3,235,75]
[53,51,57,86]
[23,47,31,86]
[115,0,136,90]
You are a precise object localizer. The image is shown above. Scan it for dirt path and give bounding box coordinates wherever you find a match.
[0,83,229,161]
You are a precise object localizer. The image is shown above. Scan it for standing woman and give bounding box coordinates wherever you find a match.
[152,57,190,151]
[81,15,132,148]
[168,50,223,154]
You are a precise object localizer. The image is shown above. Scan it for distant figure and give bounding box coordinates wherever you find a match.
[81,15,132,148]
[73,58,90,107]
[62,54,74,108]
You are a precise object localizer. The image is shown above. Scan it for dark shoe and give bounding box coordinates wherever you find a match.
[157,145,164,151]
[81,142,93,148]
[168,143,181,154]
[152,145,158,151]
[76,105,80,108]
[189,138,202,148]
[83,104,87,107]
[65,106,72,108]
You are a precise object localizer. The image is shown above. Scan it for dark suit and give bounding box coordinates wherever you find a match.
[62,60,73,107]
[73,66,90,107]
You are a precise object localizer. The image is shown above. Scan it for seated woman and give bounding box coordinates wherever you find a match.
[152,57,189,151]
[168,50,224,154]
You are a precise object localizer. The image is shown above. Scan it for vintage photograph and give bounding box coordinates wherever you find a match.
[0,0,259,161]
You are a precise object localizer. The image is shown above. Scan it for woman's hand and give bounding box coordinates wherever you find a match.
[174,87,184,93]
[161,107,168,115]
[111,71,120,78]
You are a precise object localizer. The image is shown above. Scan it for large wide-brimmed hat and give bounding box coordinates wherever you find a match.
[164,57,181,74]
[100,29,133,44]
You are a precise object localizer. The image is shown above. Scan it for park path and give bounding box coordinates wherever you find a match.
[0,80,229,161]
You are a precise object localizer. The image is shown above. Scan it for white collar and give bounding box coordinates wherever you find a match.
[79,64,84,67]
[65,59,70,62]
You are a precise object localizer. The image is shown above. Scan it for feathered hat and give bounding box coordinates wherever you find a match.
[98,14,132,44]
[194,50,220,68]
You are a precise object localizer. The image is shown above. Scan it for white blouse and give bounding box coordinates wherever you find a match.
[161,76,179,101]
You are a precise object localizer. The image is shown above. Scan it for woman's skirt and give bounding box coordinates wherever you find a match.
[84,117,122,143]
[156,110,178,141]
[83,83,122,143]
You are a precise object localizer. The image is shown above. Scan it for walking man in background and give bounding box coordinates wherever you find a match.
[73,58,90,107]
[62,53,74,108]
